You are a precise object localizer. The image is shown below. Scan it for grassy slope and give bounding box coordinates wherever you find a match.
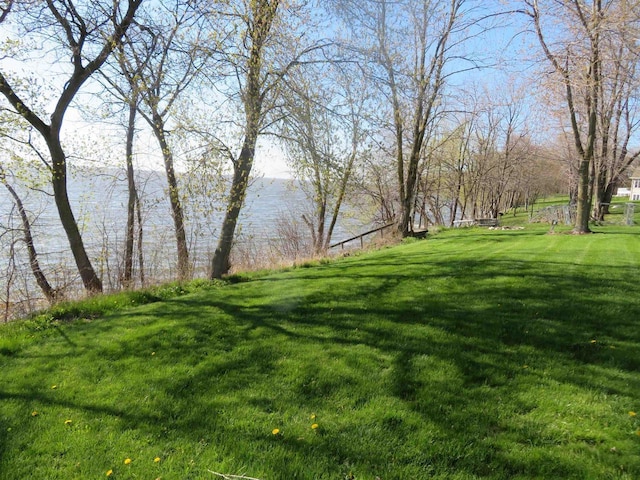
[1,222,640,479]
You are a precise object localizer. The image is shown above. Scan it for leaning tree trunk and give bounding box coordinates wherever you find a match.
[210,0,274,279]
[211,137,256,279]
[324,152,357,251]
[2,177,57,302]
[48,139,103,293]
[152,115,190,281]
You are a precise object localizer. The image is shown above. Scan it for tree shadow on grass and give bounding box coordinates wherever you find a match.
[1,248,639,478]
[180,257,640,477]
[65,253,632,477]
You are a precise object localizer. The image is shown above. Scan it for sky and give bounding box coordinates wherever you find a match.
[0,0,560,181]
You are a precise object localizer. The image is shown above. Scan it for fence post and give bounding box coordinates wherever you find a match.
[625,203,635,225]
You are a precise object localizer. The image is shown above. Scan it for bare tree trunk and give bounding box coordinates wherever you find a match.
[211,135,257,278]
[574,157,592,232]
[49,140,104,292]
[136,195,145,286]
[122,97,138,288]
[3,240,15,322]
[312,167,326,255]
[152,114,190,281]
[315,197,327,255]
[210,0,278,279]
[1,173,57,302]
[324,151,357,251]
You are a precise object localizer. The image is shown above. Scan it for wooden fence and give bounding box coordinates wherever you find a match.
[329,223,396,250]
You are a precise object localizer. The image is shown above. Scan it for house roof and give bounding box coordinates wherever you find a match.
[631,167,640,178]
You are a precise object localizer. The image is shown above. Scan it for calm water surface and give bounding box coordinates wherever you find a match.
[0,169,368,312]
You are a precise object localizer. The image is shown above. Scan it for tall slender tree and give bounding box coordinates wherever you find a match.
[116,1,208,281]
[0,165,56,302]
[525,0,604,233]
[280,62,369,254]
[334,0,477,236]
[206,0,327,278]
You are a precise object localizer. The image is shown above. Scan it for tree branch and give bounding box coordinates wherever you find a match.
[0,72,50,137]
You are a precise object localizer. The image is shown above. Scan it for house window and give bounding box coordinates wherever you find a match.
[634,194,640,201]
[634,179,640,189]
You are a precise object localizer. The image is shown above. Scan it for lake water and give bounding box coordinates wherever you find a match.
[0,169,372,316]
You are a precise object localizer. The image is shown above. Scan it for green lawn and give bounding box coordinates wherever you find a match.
[1,223,640,479]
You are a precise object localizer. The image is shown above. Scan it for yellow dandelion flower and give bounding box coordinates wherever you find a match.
[272,428,280,435]
[310,413,316,420]
[51,385,58,389]
[629,411,637,417]
[590,339,597,344]
[124,458,132,465]
[64,419,72,425]
[151,352,156,356]
[636,429,640,437]
[311,423,319,430]
[31,411,38,417]
[154,457,161,463]
[106,469,113,476]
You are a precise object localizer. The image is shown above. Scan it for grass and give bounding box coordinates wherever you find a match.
[1,220,640,479]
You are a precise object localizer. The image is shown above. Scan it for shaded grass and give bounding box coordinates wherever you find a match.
[1,224,640,479]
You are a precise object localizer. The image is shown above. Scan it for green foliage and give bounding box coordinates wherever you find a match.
[1,225,640,479]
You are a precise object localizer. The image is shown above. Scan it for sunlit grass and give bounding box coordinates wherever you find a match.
[1,221,640,479]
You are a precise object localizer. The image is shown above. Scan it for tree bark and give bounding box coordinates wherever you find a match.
[48,138,104,292]
[152,114,190,281]
[136,190,145,286]
[210,0,278,279]
[122,97,138,288]
[1,174,57,302]
[211,136,257,278]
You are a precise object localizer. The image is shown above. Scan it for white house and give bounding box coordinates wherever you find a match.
[631,167,640,201]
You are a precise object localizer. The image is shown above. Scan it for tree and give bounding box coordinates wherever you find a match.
[525,0,605,233]
[122,87,143,287]
[335,0,483,236]
[0,165,57,302]
[526,1,640,225]
[591,3,640,220]
[115,1,208,281]
[429,117,476,226]
[207,0,326,278]
[0,71,57,303]
[280,62,369,254]
[0,0,143,292]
